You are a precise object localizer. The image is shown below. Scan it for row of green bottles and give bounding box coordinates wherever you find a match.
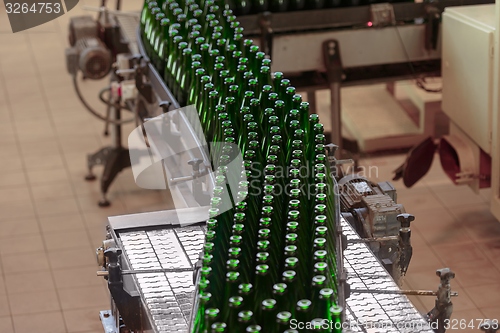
[140,1,341,332]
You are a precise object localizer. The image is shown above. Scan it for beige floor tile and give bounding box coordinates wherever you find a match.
[479,188,492,203]
[23,153,65,170]
[0,157,24,174]
[0,295,10,317]
[463,217,500,243]
[48,248,97,270]
[53,266,105,289]
[82,211,122,230]
[0,200,36,221]
[451,309,493,332]
[451,286,481,313]
[43,230,92,251]
[0,172,26,188]
[432,186,487,209]
[477,238,500,271]
[17,131,57,143]
[19,139,61,157]
[0,187,31,203]
[58,285,109,310]
[70,176,102,196]
[27,167,69,184]
[5,271,55,294]
[58,135,103,155]
[0,234,44,255]
[405,243,444,272]
[2,252,50,274]
[466,283,500,309]
[9,289,60,315]
[431,241,488,266]
[398,191,443,213]
[76,193,127,214]
[0,218,40,239]
[12,311,66,333]
[0,275,5,295]
[411,207,474,246]
[0,316,13,333]
[31,182,74,201]
[11,108,51,123]
[119,189,167,210]
[63,308,105,333]
[0,144,21,159]
[404,269,440,291]
[35,197,80,216]
[450,203,499,225]
[452,258,500,288]
[480,307,500,320]
[38,213,86,234]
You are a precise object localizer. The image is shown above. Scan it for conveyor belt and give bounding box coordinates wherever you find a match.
[115,13,140,55]
[118,218,433,333]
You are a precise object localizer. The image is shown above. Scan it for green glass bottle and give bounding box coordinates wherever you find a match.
[246,325,262,333]
[193,292,212,333]
[265,92,279,112]
[295,299,313,324]
[205,308,221,332]
[143,3,159,40]
[211,322,227,333]
[276,311,292,333]
[272,283,288,309]
[314,288,335,320]
[237,311,254,332]
[224,271,242,305]
[253,264,273,309]
[260,85,273,107]
[259,298,278,324]
[153,17,170,72]
[140,0,155,37]
[330,306,343,333]
[226,296,244,330]
[164,34,183,87]
[310,318,329,332]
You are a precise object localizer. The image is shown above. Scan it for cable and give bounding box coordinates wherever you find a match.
[72,74,135,125]
[98,86,133,111]
[393,25,442,94]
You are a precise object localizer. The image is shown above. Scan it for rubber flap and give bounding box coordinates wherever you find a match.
[393,137,437,187]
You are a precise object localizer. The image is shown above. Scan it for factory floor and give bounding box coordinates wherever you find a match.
[0,1,499,332]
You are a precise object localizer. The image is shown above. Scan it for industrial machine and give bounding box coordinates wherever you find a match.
[338,174,411,285]
[63,1,500,333]
[65,1,139,206]
[394,3,500,223]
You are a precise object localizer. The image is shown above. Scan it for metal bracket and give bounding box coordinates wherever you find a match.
[258,12,274,59]
[100,310,118,333]
[134,57,153,104]
[370,3,396,27]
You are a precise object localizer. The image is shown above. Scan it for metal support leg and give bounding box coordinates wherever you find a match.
[330,81,342,154]
[98,106,131,207]
[85,81,132,207]
[426,268,455,333]
[307,90,317,114]
[323,40,343,158]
